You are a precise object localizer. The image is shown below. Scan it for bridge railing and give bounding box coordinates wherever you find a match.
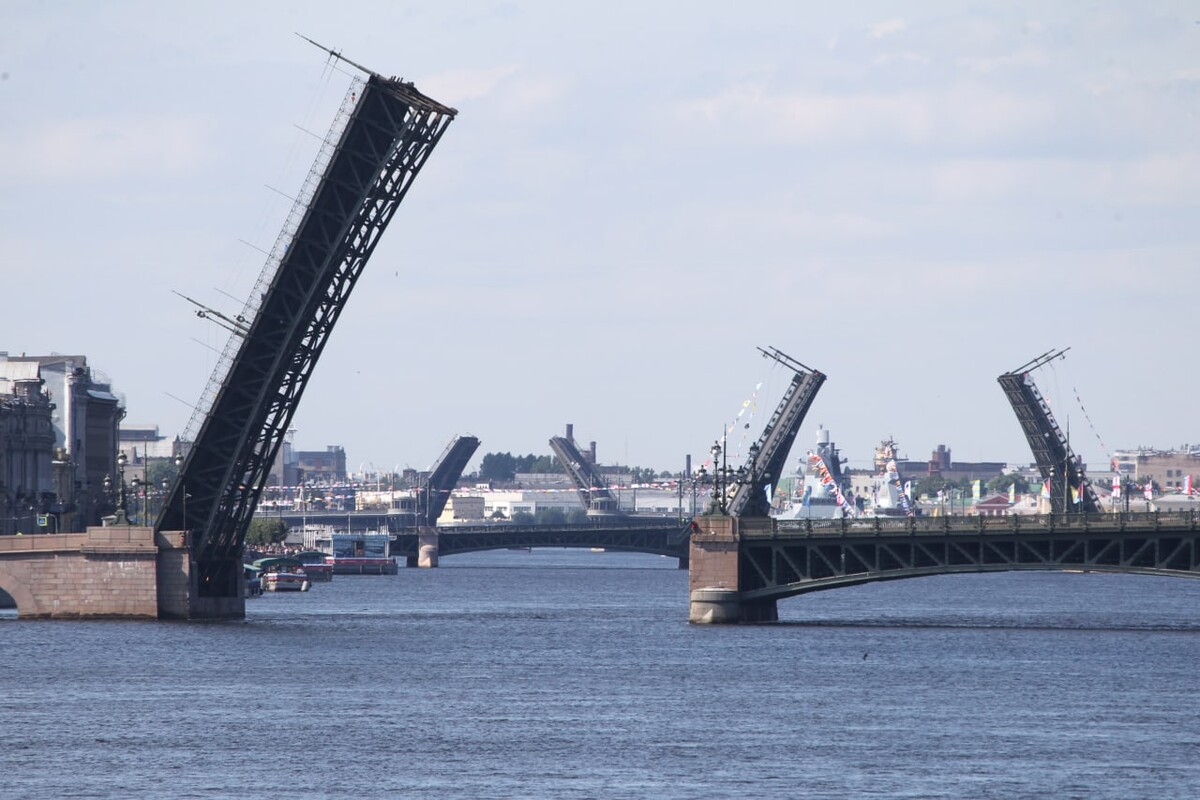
[769,510,1199,538]
[424,519,688,536]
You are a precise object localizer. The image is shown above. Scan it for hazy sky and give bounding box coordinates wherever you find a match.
[2,2,1197,477]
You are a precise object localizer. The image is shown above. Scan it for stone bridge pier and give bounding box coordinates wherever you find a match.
[0,525,234,619]
[688,515,776,624]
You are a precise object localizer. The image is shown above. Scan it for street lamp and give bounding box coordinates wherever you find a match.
[103,453,130,525]
[710,440,725,514]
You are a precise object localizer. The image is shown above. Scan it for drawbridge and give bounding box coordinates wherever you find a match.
[549,431,620,516]
[997,348,1101,514]
[158,50,457,610]
[724,347,826,518]
[416,435,481,527]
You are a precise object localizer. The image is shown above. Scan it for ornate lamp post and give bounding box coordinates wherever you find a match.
[103,451,130,524]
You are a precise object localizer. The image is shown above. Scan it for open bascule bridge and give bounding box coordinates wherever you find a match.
[689,347,1200,623]
[0,45,459,618]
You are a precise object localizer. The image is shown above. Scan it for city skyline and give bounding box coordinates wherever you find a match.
[3,3,1197,477]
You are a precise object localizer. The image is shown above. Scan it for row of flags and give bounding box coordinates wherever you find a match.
[960,472,1196,505]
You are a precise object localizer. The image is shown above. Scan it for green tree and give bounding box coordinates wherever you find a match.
[535,507,567,525]
[986,473,1029,495]
[246,517,288,547]
[479,452,517,482]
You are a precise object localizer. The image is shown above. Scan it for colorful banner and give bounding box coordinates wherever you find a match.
[1144,483,1154,501]
[1041,480,1051,499]
[808,452,857,517]
[1111,475,1121,499]
[884,459,915,517]
[1008,484,1016,504]
[1186,475,1194,496]
[971,479,981,501]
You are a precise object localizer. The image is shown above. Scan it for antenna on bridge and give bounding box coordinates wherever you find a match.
[173,290,250,337]
[757,345,813,375]
[295,33,382,79]
[1007,347,1070,376]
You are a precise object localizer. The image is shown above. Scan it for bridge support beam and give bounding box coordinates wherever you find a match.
[688,515,776,623]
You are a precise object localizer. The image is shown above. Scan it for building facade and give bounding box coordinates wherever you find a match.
[0,353,124,533]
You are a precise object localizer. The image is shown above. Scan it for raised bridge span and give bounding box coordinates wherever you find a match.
[688,510,1200,622]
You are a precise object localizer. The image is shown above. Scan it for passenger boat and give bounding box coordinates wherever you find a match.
[253,557,312,592]
[262,570,310,592]
[293,550,334,582]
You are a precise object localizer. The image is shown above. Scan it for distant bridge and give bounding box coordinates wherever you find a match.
[689,510,1200,623]
[392,519,691,567]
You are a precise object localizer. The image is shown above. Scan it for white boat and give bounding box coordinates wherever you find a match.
[262,570,311,592]
[252,558,313,592]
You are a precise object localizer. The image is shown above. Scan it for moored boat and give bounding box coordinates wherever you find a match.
[293,550,334,582]
[253,557,312,592]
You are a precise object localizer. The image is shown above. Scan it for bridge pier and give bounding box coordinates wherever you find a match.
[417,527,439,568]
[688,515,776,623]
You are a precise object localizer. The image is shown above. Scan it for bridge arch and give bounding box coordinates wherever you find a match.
[0,563,37,617]
[741,563,1200,606]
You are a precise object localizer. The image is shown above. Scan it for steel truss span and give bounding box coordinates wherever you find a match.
[549,436,619,514]
[392,520,692,560]
[998,349,1101,514]
[726,348,824,518]
[738,511,1200,603]
[160,75,457,597]
[417,436,481,527]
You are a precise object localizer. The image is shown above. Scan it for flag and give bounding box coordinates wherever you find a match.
[1071,485,1080,504]
[1144,483,1153,501]
[1186,475,1194,496]
[1008,484,1015,504]
[1111,476,1121,499]
[972,479,981,501]
[1041,480,1050,499]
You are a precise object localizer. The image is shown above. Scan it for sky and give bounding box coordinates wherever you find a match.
[2,1,1197,478]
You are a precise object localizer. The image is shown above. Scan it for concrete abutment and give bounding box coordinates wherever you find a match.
[0,526,245,620]
[687,515,776,624]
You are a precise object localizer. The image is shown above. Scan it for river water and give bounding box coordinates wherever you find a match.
[4,549,1200,799]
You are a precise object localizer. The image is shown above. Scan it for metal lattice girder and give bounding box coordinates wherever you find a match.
[391,520,691,559]
[160,75,457,595]
[737,510,1200,601]
[998,352,1100,514]
[727,348,825,518]
[417,435,480,526]
[548,435,619,514]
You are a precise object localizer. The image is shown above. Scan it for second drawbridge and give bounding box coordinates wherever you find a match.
[998,348,1101,514]
[549,427,620,516]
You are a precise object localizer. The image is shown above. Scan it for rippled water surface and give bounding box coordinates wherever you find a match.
[5,549,1200,798]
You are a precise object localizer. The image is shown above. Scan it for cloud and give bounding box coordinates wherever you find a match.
[420,65,571,114]
[0,115,211,181]
[959,47,1049,74]
[675,83,1055,150]
[869,18,907,39]
[418,65,520,103]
